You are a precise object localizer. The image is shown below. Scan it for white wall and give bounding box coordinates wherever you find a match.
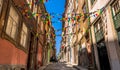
[88,0,120,70]
[88,0,110,23]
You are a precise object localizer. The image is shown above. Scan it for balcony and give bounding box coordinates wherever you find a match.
[114,11,120,29]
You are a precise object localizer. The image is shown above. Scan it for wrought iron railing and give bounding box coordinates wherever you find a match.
[114,11,120,29]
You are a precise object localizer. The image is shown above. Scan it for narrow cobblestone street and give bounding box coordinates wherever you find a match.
[1,0,120,70]
[41,62,77,70]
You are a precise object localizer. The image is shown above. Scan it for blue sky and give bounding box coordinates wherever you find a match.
[45,0,65,55]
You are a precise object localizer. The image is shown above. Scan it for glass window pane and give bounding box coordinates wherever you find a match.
[112,1,120,15]
[33,5,37,18]
[94,18,104,42]
[82,4,87,16]
[0,0,3,14]
[20,31,24,45]
[112,1,120,29]
[91,0,95,5]
[76,0,78,8]
[23,34,27,47]
[23,24,27,33]
[6,17,13,35]
[94,27,96,33]
[20,23,28,48]
[11,23,17,39]
[26,0,32,9]
[6,6,19,40]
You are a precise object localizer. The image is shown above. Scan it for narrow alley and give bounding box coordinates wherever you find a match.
[0,0,120,70]
[40,62,77,70]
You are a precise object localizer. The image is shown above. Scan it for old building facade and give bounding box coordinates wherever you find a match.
[88,0,120,70]
[61,0,120,70]
[0,0,55,70]
[0,0,33,69]
[61,0,75,64]
[61,0,94,68]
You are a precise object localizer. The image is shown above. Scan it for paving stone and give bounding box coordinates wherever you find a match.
[40,62,77,70]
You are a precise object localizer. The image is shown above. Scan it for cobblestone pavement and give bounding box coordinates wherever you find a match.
[43,62,77,70]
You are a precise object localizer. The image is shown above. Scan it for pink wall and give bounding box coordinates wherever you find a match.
[37,43,42,66]
[0,38,27,65]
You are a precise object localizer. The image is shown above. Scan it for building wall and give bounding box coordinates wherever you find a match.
[0,0,38,70]
[105,5,120,70]
[88,0,110,23]
[37,43,43,66]
[0,38,27,69]
[65,0,74,64]
[88,0,120,70]
[0,0,54,70]
[61,1,120,70]
[0,38,27,65]
[73,0,94,68]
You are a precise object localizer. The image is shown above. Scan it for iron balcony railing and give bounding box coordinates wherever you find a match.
[114,11,120,29]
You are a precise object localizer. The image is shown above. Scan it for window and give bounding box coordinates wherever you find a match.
[73,24,76,34]
[20,23,28,47]
[112,0,120,16]
[82,3,87,21]
[33,4,37,18]
[112,0,120,29]
[101,10,107,24]
[0,0,3,14]
[90,0,96,5]
[76,0,78,10]
[26,0,32,9]
[82,4,87,14]
[6,6,19,39]
[112,0,120,45]
[94,19,104,42]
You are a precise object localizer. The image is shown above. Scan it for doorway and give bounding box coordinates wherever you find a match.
[97,40,110,70]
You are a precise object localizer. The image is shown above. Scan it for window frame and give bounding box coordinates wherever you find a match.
[6,5,19,40]
[112,0,120,16]
[32,1,38,19]
[111,0,120,29]
[111,0,120,45]
[75,0,79,10]
[26,0,32,9]
[82,3,87,21]
[20,23,28,48]
[0,0,3,15]
[90,0,96,5]
[94,18,104,42]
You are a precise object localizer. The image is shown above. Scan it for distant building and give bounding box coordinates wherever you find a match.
[61,0,75,64]
[61,0,94,67]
